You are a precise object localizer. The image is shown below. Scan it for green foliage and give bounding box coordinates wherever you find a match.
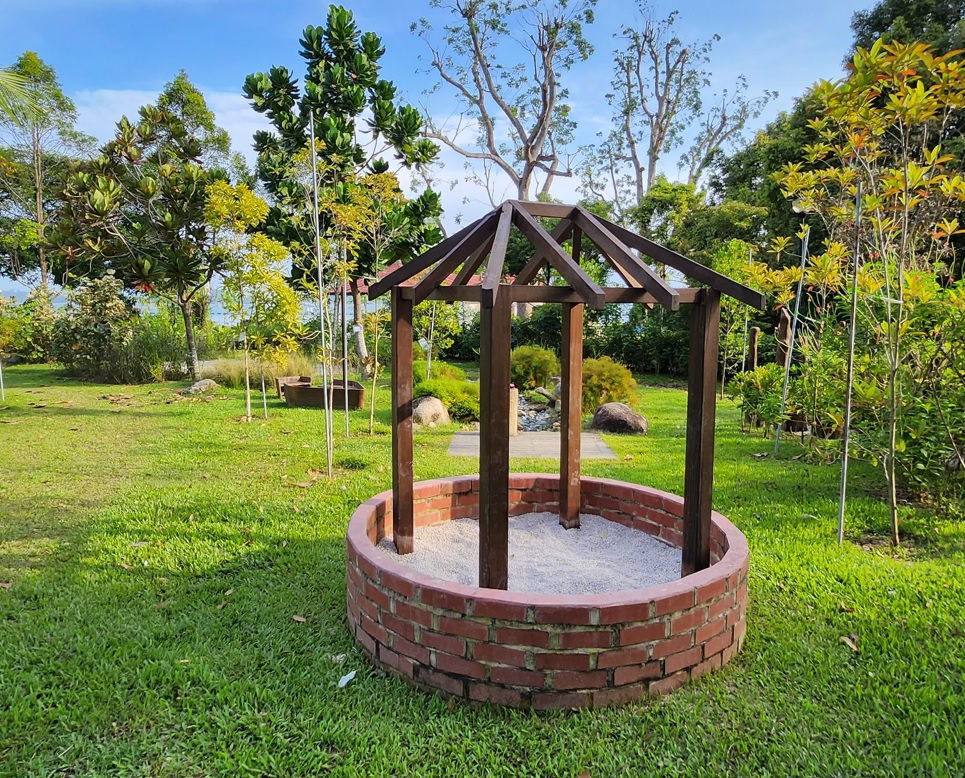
[582,356,636,413]
[511,304,563,353]
[510,345,560,390]
[0,289,55,362]
[726,363,786,433]
[412,359,465,384]
[413,376,479,421]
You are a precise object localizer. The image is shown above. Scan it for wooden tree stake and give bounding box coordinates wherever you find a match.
[560,301,584,529]
[391,287,414,554]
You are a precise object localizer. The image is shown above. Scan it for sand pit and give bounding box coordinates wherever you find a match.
[377,511,681,594]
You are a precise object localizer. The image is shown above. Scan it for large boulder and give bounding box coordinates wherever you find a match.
[590,402,648,434]
[179,378,218,395]
[413,396,451,426]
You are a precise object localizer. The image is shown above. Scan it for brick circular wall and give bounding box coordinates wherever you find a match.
[346,475,748,709]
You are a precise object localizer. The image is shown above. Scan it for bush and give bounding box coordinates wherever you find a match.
[512,304,562,352]
[414,377,480,421]
[582,356,636,413]
[413,359,466,384]
[0,291,55,363]
[726,363,786,433]
[510,345,560,390]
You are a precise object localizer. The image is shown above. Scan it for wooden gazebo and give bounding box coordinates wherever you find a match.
[366,200,764,590]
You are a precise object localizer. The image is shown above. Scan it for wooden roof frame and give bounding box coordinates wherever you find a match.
[378,199,765,590]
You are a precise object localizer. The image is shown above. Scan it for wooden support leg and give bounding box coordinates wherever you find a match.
[479,286,512,589]
[560,302,584,529]
[682,289,721,577]
[391,288,414,554]
[748,326,760,371]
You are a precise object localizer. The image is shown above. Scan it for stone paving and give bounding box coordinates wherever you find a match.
[447,431,617,460]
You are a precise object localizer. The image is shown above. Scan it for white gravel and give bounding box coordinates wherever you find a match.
[377,512,681,595]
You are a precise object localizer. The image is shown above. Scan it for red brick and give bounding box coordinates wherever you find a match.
[532,691,590,710]
[379,569,416,599]
[421,631,466,657]
[490,666,545,688]
[665,645,702,674]
[670,608,707,635]
[382,612,416,642]
[535,652,592,671]
[434,651,485,680]
[653,590,696,617]
[357,592,380,621]
[394,601,433,628]
[613,662,661,686]
[449,505,477,520]
[722,641,740,665]
[733,618,747,648]
[593,684,647,707]
[473,642,528,666]
[553,670,606,691]
[652,633,692,659]
[648,671,688,696]
[726,607,742,629]
[417,667,466,698]
[598,602,650,625]
[620,621,668,646]
[471,598,528,621]
[691,652,722,680]
[696,576,727,602]
[708,592,737,621]
[496,627,551,648]
[438,615,488,641]
[560,630,612,650]
[696,617,726,643]
[392,635,430,664]
[703,628,733,659]
[378,645,416,678]
[658,527,682,545]
[597,645,650,669]
[534,604,597,626]
[469,682,525,707]
[356,552,378,581]
[354,623,376,656]
[359,613,388,645]
[421,587,470,613]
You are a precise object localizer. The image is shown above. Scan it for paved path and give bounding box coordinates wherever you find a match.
[447,431,617,460]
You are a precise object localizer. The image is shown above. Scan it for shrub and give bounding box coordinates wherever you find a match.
[413,359,466,383]
[0,290,56,363]
[511,345,560,390]
[726,363,786,433]
[512,304,562,352]
[414,377,480,421]
[582,356,636,413]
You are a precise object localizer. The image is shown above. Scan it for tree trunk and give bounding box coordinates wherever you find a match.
[178,297,201,380]
[887,365,900,546]
[350,278,370,378]
[32,125,48,288]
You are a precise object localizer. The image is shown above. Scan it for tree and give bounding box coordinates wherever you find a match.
[851,0,965,54]
[413,0,596,202]
[0,68,38,121]
[244,4,440,364]
[0,52,93,289]
[581,4,772,222]
[52,76,232,379]
[777,41,965,544]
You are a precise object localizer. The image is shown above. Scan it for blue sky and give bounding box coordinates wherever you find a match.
[2,0,875,296]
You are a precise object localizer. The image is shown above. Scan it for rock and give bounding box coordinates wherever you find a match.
[552,381,562,399]
[179,379,218,395]
[412,396,450,426]
[589,402,649,434]
[534,387,556,408]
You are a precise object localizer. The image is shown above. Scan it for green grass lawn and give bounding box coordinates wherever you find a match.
[1,365,963,777]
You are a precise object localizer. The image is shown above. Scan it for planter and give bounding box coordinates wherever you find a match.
[284,380,366,410]
[275,375,312,399]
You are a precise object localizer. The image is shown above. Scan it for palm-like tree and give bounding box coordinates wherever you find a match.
[0,67,38,121]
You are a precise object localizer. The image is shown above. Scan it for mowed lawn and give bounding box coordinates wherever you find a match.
[1,365,963,777]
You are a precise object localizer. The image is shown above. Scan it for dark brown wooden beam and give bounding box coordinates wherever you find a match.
[596,216,767,311]
[481,203,513,308]
[367,208,498,300]
[452,232,496,287]
[573,207,680,311]
[514,219,574,285]
[391,287,415,555]
[478,286,512,590]
[511,204,606,309]
[560,301,584,530]
[682,288,721,576]
[511,200,576,219]
[412,210,501,305]
[503,286,700,305]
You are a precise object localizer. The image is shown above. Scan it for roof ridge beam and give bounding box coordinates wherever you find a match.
[481,203,514,308]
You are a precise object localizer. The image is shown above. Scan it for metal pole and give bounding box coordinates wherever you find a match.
[774,227,810,454]
[740,247,752,372]
[260,367,268,420]
[838,182,862,544]
[426,301,437,379]
[309,113,332,478]
[342,244,349,437]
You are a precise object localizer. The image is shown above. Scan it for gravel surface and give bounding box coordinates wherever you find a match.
[377,512,681,594]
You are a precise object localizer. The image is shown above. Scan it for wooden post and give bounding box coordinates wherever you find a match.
[776,308,791,369]
[682,289,721,577]
[560,302,584,529]
[391,287,414,554]
[747,326,760,371]
[478,285,512,589]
